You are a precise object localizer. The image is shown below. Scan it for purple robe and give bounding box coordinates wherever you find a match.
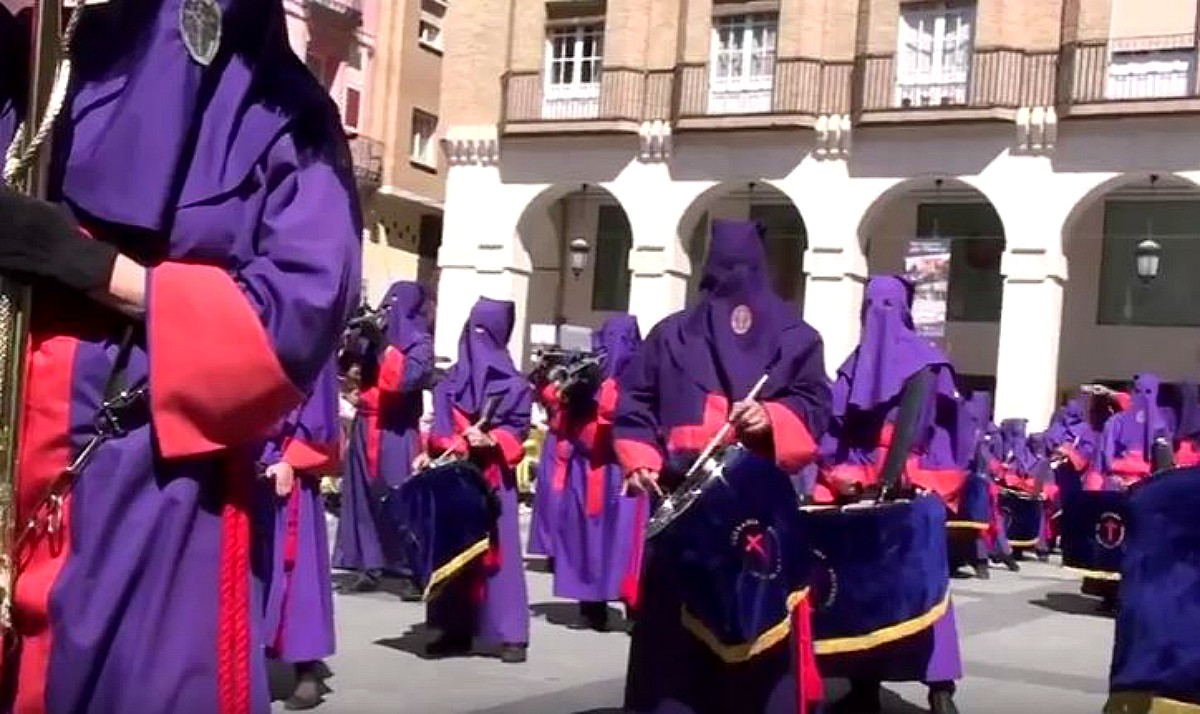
[540,315,646,604]
[333,281,433,572]
[256,363,338,664]
[614,219,831,714]
[2,3,361,713]
[425,298,531,647]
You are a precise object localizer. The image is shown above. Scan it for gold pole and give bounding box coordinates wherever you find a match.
[0,0,66,633]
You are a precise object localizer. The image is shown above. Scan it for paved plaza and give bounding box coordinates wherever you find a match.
[288,512,1114,714]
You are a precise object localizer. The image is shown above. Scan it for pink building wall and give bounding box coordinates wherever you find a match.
[283,0,378,133]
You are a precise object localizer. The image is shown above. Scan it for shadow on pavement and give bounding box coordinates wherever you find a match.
[531,601,633,634]
[1028,591,1115,618]
[524,556,554,574]
[374,624,503,661]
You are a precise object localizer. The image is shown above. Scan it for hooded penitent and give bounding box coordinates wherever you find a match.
[0,1,360,712]
[1102,373,1175,485]
[822,276,965,508]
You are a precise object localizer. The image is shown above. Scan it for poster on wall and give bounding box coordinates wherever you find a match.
[904,238,951,345]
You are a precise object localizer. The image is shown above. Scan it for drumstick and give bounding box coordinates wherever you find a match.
[681,373,772,481]
[423,396,501,470]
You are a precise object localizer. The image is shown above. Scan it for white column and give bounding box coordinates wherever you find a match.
[625,244,689,336]
[802,247,866,376]
[992,249,1067,428]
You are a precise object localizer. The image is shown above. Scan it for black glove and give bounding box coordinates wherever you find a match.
[0,185,118,293]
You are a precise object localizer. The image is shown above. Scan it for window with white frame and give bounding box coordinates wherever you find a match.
[410,110,438,167]
[543,24,604,119]
[708,13,777,114]
[1106,49,1194,100]
[895,3,975,108]
[419,0,445,51]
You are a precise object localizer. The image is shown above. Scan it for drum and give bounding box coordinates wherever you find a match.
[999,488,1044,549]
[946,472,991,568]
[384,460,499,600]
[1060,489,1129,580]
[655,446,811,661]
[796,495,950,657]
[1107,466,1200,712]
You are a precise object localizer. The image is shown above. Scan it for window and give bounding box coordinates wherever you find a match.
[916,203,1004,322]
[1098,200,1200,327]
[543,24,604,119]
[590,205,632,312]
[419,0,445,51]
[1107,49,1194,100]
[343,86,361,129]
[708,13,777,114]
[896,3,974,107]
[410,110,438,167]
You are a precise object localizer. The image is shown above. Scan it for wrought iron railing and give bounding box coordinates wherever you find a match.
[501,67,673,125]
[858,48,1057,112]
[1064,37,1200,104]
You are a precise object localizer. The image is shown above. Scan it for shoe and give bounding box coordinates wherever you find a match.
[426,633,472,658]
[973,561,990,580]
[335,572,378,594]
[397,578,423,603]
[1037,552,1050,563]
[831,682,881,713]
[1002,555,1021,572]
[928,689,960,714]
[499,643,527,664]
[580,602,610,632]
[284,667,323,710]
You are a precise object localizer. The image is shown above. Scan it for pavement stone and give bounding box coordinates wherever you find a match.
[282,518,1113,714]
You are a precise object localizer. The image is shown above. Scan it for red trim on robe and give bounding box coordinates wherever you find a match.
[1060,443,1088,472]
[282,438,339,474]
[149,263,303,459]
[1176,440,1200,467]
[492,428,525,468]
[620,494,648,613]
[376,346,406,395]
[596,379,619,424]
[667,393,731,453]
[907,458,966,512]
[614,438,663,475]
[217,456,253,714]
[358,388,382,480]
[762,402,818,473]
[1110,450,1151,486]
[1113,392,1132,411]
[9,331,78,714]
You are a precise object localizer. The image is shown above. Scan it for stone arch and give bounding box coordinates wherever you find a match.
[1057,171,1200,390]
[675,180,810,310]
[855,175,1008,393]
[511,182,636,364]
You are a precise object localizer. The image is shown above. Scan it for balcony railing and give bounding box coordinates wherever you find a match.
[675,59,854,124]
[348,135,383,187]
[306,0,362,21]
[858,48,1057,117]
[1065,38,1200,111]
[501,68,673,131]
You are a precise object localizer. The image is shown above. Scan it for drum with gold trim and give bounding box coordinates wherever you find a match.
[999,488,1045,550]
[1061,489,1129,581]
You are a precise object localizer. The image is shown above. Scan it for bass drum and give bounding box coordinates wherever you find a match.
[655,446,812,660]
[384,460,500,600]
[796,495,951,662]
[999,488,1045,550]
[1060,489,1129,581]
[1107,466,1200,713]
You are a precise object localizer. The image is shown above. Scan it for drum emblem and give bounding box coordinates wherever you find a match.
[809,548,838,611]
[1094,512,1126,549]
[730,305,753,335]
[731,519,781,581]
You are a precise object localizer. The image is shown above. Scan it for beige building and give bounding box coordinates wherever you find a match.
[435,0,1200,429]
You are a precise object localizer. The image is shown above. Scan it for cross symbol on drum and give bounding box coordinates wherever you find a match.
[1094,512,1126,549]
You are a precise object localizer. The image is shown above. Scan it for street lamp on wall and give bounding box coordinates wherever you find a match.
[1135,238,1162,283]
[568,237,591,278]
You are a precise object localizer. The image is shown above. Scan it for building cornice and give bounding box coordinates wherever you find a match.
[443,126,501,167]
